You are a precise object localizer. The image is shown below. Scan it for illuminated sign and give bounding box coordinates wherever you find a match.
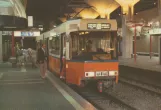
[149,28,161,35]
[14,31,40,37]
[21,32,34,36]
[87,23,111,29]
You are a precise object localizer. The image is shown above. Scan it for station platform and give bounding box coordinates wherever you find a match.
[119,56,161,72]
[119,56,161,87]
[0,63,96,110]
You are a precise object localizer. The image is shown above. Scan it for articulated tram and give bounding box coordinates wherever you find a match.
[37,19,119,92]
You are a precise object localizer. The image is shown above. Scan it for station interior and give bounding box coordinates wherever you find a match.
[0,0,161,110]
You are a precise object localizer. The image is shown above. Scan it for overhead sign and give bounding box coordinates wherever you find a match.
[21,32,34,36]
[149,28,161,35]
[87,23,111,30]
[14,31,40,37]
[141,26,151,36]
[28,16,33,27]
[2,31,12,35]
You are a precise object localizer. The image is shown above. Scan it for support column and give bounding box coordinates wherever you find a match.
[0,31,2,62]
[158,0,161,65]
[158,0,161,15]
[150,35,152,59]
[158,36,161,65]
[115,0,140,58]
[121,15,133,58]
[106,13,110,19]
[12,31,15,57]
[100,14,106,19]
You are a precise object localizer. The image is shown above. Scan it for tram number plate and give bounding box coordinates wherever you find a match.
[96,71,108,76]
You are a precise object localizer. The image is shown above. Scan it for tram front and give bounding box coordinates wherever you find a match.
[65,19,119,92]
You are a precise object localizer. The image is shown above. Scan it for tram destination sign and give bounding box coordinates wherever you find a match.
[87,23,111,30]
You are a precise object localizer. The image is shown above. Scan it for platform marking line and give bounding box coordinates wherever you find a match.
[0,73,4,79]
[0,81,44,85]
[47,75,85,110]
[7,70,24,73]
[0,79,43,82]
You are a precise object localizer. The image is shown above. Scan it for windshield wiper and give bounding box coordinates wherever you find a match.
[93,55,104,62]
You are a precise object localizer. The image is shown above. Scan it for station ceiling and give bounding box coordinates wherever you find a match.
[26,0,158,25]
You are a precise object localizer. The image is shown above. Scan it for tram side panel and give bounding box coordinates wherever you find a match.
[49,56,61,75]
[65,61,84,85]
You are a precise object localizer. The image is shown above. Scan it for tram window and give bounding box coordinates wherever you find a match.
[49,37,60,55]
[71,35,79,56]
[71,32,118,60]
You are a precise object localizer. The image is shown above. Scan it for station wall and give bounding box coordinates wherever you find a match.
[133,7,159,54]
[136,36,158,53]
[134,8,158,23]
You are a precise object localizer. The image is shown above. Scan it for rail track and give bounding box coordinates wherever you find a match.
[119,76,161,96]
[71,85,137,110]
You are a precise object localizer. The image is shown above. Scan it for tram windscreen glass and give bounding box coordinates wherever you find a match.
[49,36,60,55]
[71,31,117,61]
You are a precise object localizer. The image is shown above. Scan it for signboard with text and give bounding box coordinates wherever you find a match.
[14,31,40,37]
[2,31,12,35]
[149,28,161,35]
[21,32,34,36]
[87,23,111,30]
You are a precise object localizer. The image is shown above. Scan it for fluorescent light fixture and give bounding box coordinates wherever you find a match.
[0,1,12,7]
[4,26,17,28]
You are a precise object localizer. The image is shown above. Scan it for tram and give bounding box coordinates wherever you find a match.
[37,19,119,92]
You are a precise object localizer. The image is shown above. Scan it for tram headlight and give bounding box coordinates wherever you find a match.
[85,72,95,77]
[109,71,118,76]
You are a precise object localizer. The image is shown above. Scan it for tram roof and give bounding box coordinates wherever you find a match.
[41,19,117,38]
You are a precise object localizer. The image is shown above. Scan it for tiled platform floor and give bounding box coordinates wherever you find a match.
[0,66,75,110]
[119,56,161,72]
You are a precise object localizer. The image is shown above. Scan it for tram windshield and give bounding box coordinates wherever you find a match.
[71,31,118,61]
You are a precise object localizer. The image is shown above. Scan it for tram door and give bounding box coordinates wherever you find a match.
[60,34,64,73]
[44,38,49,68]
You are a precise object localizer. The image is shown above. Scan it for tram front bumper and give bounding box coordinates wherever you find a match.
[82,76,116,81]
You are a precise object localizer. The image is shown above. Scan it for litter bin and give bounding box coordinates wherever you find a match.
[9,57,17,68]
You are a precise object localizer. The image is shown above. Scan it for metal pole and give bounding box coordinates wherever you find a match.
[12,31,14,57]
[150,35,152,59]
[150,24,152,59]
[134,24,136,63]
[21,36,24,48]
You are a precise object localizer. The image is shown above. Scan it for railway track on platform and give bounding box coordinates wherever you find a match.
[119,76,161,97]
[71,85,137,110]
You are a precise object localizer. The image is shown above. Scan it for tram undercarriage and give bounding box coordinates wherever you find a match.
[80,76,117,92]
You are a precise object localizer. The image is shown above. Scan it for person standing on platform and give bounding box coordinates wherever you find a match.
[37,44,47,78]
